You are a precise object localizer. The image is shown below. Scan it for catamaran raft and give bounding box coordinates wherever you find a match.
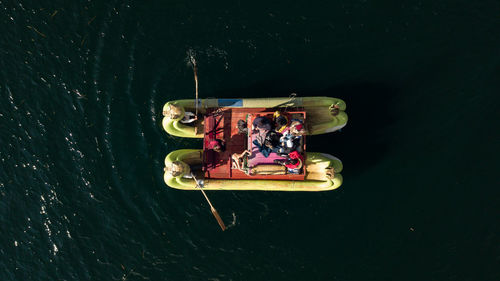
[162,96,347,191]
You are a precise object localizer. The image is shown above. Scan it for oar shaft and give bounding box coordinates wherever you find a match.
[199,187,214,209]
[191,173,226,231]
[191,57,199,117]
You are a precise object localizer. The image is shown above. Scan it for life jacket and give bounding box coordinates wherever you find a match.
[285,151,303,169]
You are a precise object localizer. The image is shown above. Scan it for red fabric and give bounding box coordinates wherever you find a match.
[285,151,303,169]
[207,140,220,149]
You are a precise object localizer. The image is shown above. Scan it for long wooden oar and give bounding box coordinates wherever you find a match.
[191,173,226,231]
[190,55,199,118]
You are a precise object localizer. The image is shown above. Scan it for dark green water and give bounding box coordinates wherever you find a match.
[1,0,499,280]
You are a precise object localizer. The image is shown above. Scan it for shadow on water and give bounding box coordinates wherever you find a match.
[311,83,399,178]
[216,80,400,177]
[210,80,402,237]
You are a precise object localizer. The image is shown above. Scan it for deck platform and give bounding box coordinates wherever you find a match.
[203,108,305,180]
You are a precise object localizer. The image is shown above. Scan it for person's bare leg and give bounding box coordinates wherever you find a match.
[231,154,241,169]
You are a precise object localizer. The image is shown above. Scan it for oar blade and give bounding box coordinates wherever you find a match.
[192,172,226,231]
[211,207,226,231]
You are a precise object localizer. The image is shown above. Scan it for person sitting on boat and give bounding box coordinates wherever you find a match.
[273,111,289,133]
[253,130,281,158]
[274,151,304,174]
[236,119,248,134]
[265,130,282,151]
[251,115,276,157]
[285,151,304,174]
[231,150,251,170]
[252,116,273,132]
[283,151,304,174]
[207,139,225,152]
[278,136,298,155]
[278,120,305,154]
[289,120,306,136]
[252,138,272,158]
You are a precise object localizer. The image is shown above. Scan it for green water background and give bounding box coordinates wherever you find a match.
[0,0,499,280]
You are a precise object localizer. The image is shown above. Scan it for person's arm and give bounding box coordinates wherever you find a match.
[180,112,197,124]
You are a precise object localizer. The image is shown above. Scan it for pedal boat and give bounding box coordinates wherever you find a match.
[163,106,344,191]
[162,97,347,138]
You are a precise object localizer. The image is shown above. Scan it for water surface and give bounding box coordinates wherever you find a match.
[1,1,499,280]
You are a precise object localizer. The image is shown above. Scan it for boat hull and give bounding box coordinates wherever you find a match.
[164,149,343,191]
